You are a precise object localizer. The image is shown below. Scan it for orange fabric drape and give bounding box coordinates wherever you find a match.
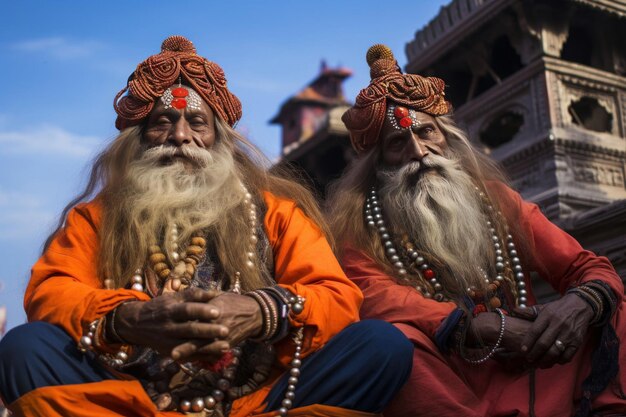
[12,192,363,417]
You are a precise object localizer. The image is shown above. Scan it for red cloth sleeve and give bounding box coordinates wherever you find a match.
[342,247,456,340]
[492,182,623,301]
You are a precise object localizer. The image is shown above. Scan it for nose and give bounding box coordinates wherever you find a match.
[168,117,192,147]
[406,135,429,162]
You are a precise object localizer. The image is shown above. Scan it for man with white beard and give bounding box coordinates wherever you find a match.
[328,44,626,416]
[0,37,412,417]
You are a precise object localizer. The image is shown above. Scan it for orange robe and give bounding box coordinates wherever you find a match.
[343,183,626,417]
[9,191,367,417]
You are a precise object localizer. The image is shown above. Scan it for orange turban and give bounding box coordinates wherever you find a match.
[114,35,242,130]
[342,44,452,153]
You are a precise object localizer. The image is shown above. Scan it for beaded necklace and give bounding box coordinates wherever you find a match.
[99,183,305,415]
[364,186,528,308]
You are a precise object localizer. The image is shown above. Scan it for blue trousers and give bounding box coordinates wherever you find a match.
[0,320,412,413]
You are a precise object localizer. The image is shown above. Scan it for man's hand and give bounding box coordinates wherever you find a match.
[166,292,263,362]
[519,293,594,368]
[114,288,228,361]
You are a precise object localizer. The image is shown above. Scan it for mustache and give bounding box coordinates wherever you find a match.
[378,155,449,184]
[141,144,213,167]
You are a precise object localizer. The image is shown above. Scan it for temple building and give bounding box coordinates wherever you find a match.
[275,0,626,291]
[271,61,354,196]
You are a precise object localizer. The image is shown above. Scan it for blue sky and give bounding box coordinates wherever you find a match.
[0,0,449,332]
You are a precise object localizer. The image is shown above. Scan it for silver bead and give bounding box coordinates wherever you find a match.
[113,359,124,367]
[287,384,296,392]
[434,283,443,291]
[519,303,527,308]
[495,249,503,256]
[131,283,144,292]
[286,391,296,400]
[288,376,299,385]
[496,275,504,282]
[381,233,390,240]
[393,261,404,269]
[514,265,523,273]
[290,368,301,377]
[367,221,376,227]
[291,358,302,367]
[203,396,216,408]
[376,220,385,227]
[116,351,128,361]
[179,400,191,412]
[365,215,374,222]
[80,336,92,347]
[416,256,425,265]
[494,243,501,249]
[373,206,381,213]
[386,248,397,256]
[278,407,288,416]
[419,264,429,270]
[217,378,230,391]
[374,213,382,220]
[378,227,387,233]
[516,272,525,280]
[282,399,293,409]
[398,268,407,275]
[212,389,224,402]
[519,289,527,296]
[507,242,515,250]
[191,398,205,412]
[510,249,518,257]
[517,281,526,289]
[131,274,143,284]
[519,296,527,303]
[246,260,255,268]
[511,257,520,265]
[496,256,504,263]
[384,241,393,248]
[430,278,438,285]
[495,262,504,272]
[291,303,304,314]
[250,235,258,244]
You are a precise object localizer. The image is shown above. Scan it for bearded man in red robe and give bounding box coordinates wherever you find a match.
[0,37,412,417]
[328,44,626,417]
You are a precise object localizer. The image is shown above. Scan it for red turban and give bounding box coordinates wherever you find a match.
[342,44,452,153]
[114,35,242,130]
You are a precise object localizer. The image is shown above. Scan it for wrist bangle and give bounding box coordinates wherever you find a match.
[460,308,506,365]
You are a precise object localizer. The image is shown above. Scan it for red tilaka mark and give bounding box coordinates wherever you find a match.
[172,98,187,109]
[172,87,189,98]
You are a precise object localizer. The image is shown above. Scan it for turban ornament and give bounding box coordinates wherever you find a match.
[342,44,452,153]
[114,35,242,130]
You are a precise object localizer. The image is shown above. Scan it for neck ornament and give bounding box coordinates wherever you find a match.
[364,186,528,308]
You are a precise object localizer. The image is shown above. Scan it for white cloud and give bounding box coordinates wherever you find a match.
[12,37,104,60]
[0,188,56,241]
[0,125,101,157]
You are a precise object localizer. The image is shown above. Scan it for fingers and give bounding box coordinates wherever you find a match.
[558,345,579,364]
[170,302,221,322]
[520,315,550,358]
[167,322,229,339]
[179,287,221,303]
[512,305,544,321]
[171,339,229,361]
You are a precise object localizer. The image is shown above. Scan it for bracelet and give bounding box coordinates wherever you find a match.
[246,290,279,342]
[104,305,127,344]
[78,318,130,368]
[460,308,506,365]
[568,285,604,325]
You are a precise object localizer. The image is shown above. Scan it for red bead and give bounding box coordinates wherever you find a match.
[172,98,187,109]
[394,106,409,118]
[399,116,413,128]
[423,269,435,279]
[172,87,189,98]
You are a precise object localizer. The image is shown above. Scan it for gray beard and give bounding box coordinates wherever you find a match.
[377,154,495,295]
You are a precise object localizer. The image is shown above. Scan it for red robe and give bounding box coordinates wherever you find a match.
[343,183,626,417]
[9,192,370,417]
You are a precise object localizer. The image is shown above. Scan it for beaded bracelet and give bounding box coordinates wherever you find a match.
[460,308,506,365]
[245,290,276,342]
[78,318,130,368]
[567,284,606,325]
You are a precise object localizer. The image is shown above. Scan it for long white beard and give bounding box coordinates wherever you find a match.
[377,154,494,294]
[122,142,245,248]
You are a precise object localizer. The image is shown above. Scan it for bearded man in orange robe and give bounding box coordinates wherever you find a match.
[0,36,412,417]
[327,44,626,417]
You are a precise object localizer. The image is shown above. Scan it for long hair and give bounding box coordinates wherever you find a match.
[44,118,331,290]
[327,115,523,285]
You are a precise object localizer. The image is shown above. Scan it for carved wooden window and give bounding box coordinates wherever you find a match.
[568,97,612,133]
[479,111,524,148]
